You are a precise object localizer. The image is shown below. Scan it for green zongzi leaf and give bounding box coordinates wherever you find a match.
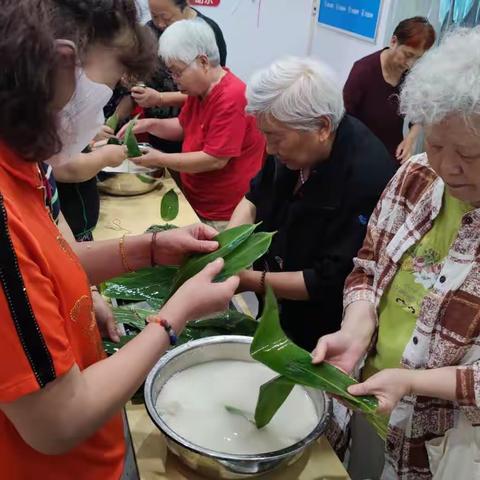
[112,307,153,331]
[103,265,178,304]
[125,115,142,158]
[170,223,259,292]
[161,189,179,222]
[107,137,122,146]
[215,232,275,282]
[136,173,156,184]
[105,113,119,132]
[145,224,178,233]
[251,287,385,438]
[254,375,295,429]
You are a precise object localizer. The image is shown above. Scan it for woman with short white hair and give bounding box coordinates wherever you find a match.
[121,19,265,229]
[229,56,396,351]
[314,27,480,480]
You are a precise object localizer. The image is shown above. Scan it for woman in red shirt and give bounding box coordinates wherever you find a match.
[0,2,238,479]
[121,19,266,228]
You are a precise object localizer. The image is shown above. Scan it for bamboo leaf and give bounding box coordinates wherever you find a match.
[107,137,122,145]
[170,223,259,292]
[103,265,178,304]
[251,287,385,437]
[145,224,178,233]
[105,113,119,132]
[254,375,295,429]
[161,189,179,222]
[125,115,142,158]
[215,232,275,282]
[112,307,153,331]
[136,173,157,184]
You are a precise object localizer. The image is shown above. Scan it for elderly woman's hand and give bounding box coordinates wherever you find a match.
[131,86,163,108]
[347,368,414,415]
[129,146,167,168]
[312,300,376,374]
[151,223,219,266]
[118,118,154,139]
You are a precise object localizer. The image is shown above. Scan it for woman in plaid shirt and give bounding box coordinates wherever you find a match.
[314,28,480,480]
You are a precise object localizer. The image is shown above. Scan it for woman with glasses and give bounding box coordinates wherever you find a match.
[120,19,266,229]
[109,0,228,155]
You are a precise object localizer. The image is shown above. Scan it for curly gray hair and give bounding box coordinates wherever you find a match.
[246,57,345,131]
[400,27,480,126]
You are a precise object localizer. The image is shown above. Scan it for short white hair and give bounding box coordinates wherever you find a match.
[159,19,220,67]
[246,57,345,131]
[400,27,480,126]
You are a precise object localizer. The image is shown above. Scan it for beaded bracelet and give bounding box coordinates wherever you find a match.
[148,317,178,346]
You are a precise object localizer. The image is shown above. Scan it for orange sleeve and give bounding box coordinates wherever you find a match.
[0,209,75,403]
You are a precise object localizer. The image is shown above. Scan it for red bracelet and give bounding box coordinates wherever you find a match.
[148,316,178,346]
[150,232,158,267]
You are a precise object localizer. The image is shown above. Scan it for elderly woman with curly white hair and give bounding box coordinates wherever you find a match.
[314,27,480,480]
[228,57,396,351]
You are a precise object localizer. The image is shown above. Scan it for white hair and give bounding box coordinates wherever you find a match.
[400,27,480,126]
[246,57,345,131]
[158,19,220,67]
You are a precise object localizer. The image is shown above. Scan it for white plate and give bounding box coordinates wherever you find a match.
[102,159,155,174]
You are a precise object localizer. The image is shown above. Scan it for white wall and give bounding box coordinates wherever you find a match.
[192,0,316,82]
[310,0,393,85]
[137,0,396,86]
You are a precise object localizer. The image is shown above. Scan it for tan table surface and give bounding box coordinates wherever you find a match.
[94,176,350,480]
[94,175,199,240]
[126,403,349,480]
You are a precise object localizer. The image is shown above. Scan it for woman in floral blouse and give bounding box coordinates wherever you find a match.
[314,28,480,480]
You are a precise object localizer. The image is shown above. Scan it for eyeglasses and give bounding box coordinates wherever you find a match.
[167,58,197,80]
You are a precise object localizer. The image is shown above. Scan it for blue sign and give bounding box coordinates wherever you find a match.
[318,0,382,42]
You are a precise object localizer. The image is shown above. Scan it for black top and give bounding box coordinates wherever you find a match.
[247,115,397,351]
[57,178,99,242]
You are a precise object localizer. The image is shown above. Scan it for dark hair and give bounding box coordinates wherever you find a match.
[172,0,188,9]
[51,0,158,80]
[393,16,436,50]
[0,0,61,162]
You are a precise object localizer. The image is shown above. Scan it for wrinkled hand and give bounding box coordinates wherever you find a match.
[94,125,115,143]
[152,223,219,266]
[131,86,163,108]
[92,290,120,342]
[312,330,368,375]
[161,258,239,325]
[396,138,415,164]
[100,144,127,168]
[348,368,413,415]
[118,118,153,139]
[129,146,166,167]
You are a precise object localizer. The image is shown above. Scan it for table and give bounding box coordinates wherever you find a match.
[94,176,350,480]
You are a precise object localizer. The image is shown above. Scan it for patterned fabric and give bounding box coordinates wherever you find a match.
[342,153,480,479]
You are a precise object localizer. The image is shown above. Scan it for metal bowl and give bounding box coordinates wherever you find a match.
[144,336,331,479]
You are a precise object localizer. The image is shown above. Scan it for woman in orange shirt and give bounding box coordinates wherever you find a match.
[0,2,238,479]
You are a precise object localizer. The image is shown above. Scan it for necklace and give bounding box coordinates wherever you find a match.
[300,168,307,185]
